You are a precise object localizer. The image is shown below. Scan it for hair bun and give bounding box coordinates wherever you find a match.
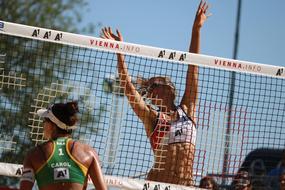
[66,101,79,115]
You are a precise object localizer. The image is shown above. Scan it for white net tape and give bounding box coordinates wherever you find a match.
[0,162,203,190]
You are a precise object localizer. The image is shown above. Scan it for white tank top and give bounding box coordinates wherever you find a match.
[168,106,196,145]
[150,106,196,148]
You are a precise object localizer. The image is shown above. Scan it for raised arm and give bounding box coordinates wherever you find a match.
[181,0,210,121]
[101,27,157,137]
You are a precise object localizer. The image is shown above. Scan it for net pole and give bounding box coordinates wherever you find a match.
[106,89,120,174]
[222,0,242,186]
[103,76,124,174]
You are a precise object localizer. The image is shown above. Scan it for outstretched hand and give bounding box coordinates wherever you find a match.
[193,0,211,29]
[101,27,123,42]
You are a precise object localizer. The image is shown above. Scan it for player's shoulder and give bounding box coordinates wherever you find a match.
[70,139,95,153]
[70,140,99,162]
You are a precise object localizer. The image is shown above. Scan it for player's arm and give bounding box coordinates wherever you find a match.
[181,0,210,120]
[20,152,35,190]
[88,147,107,190]
[101,27,157,136]
[116,51,157,136]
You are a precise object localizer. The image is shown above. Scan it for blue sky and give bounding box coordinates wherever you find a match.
[82,0,285,67]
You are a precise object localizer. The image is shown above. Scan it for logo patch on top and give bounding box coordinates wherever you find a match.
[54,167,70,180]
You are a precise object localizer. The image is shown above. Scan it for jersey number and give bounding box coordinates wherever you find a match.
[58,148,64,156]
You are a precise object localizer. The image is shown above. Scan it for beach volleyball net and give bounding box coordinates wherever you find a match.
[0,21,285,189]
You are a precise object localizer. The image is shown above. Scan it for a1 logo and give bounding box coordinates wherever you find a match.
[54,167,70,180]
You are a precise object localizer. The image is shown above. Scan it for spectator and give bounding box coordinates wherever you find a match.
[232,170,252,190]
[199,176,218,190]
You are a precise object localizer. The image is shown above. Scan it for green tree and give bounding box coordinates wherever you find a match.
[0,0,104,186]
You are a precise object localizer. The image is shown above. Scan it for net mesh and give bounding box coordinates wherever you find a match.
[0,21,285,189]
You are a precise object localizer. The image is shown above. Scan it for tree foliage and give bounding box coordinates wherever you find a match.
[0,0,104,186]
[0,0,97,33]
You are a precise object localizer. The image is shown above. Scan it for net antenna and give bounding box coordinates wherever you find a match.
[102,74,125,174]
